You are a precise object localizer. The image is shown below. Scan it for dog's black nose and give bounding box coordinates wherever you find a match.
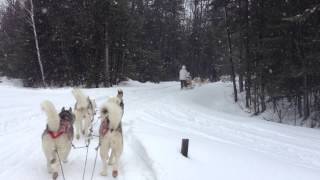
[106,119,110,123]
[101,108,108,114]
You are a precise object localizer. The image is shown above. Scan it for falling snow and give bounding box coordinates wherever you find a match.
[41,8,48,14]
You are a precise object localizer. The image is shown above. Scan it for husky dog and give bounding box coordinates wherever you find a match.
[41,101,74,180]
[72,89,96,140]
[99,90,124,177]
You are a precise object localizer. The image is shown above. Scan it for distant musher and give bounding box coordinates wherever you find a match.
[179,65,188,89]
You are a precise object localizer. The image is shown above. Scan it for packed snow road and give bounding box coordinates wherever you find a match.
[0,79,320,180]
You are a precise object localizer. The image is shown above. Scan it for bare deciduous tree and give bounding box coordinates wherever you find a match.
[22,0,46,87]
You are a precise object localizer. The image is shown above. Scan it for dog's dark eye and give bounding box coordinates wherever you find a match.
[101,108,108,114]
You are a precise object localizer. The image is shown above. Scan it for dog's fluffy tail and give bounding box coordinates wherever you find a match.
[72,88,88,109]
[102,97,123,129]
[41,100,60,132]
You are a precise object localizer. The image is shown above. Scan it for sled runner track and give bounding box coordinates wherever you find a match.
[123,127,158,180]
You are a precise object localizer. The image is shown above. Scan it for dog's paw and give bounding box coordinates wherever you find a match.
[100,170,108,176]
[112,170,118,178]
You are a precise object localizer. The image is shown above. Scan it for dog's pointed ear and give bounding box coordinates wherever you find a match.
[117,89,123,99]
[118,89,123,95]
[62,107,65,111]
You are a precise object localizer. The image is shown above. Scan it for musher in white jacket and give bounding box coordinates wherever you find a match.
[179,65,188,89]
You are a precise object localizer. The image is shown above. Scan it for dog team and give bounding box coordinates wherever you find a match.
[41,89,124,179]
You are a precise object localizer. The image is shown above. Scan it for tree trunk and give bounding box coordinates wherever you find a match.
[238,0,244,92]
[260,82,266,113]
[303,71,310,120]
[298,95,302,118]
[258,0,266,113]
[30,0,46,87]
[239,72,244,92]
[224,6,238,102]
[253,77,258,114]
[296,23,309,120]
[244,0,251,108]
[105,20,110,87]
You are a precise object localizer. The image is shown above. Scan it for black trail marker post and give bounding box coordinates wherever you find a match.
[181,138,189,158]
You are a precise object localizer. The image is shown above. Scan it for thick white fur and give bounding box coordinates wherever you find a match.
[99,96,123,176]
[41,100,60,132]
[41,101,72,177]
[102,97,122,129]
[72,88,95,140]
[72,89,88,109]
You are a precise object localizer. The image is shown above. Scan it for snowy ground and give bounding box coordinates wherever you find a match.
[0,78,320,180]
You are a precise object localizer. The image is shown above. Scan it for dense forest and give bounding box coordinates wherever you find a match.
[0,0,319,127]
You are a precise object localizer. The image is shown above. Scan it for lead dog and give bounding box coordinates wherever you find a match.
[99,90,124,177]
[72,89,96,141]
[41,101,74,180]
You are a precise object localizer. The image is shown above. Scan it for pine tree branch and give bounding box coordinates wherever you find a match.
[283,3,320,23]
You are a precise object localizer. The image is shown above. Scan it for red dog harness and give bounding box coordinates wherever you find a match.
[48,119,72,139]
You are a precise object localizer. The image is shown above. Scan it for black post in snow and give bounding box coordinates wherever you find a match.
[181,138,189,158]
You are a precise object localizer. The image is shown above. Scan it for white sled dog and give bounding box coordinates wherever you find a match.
[41,100,74,180]
[99,89,124,177]
[72,88,96,140]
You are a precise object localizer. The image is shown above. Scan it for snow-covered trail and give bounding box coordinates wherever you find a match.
[124,82,320,180]
[0,80,320,180]
[0,82,162,180]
